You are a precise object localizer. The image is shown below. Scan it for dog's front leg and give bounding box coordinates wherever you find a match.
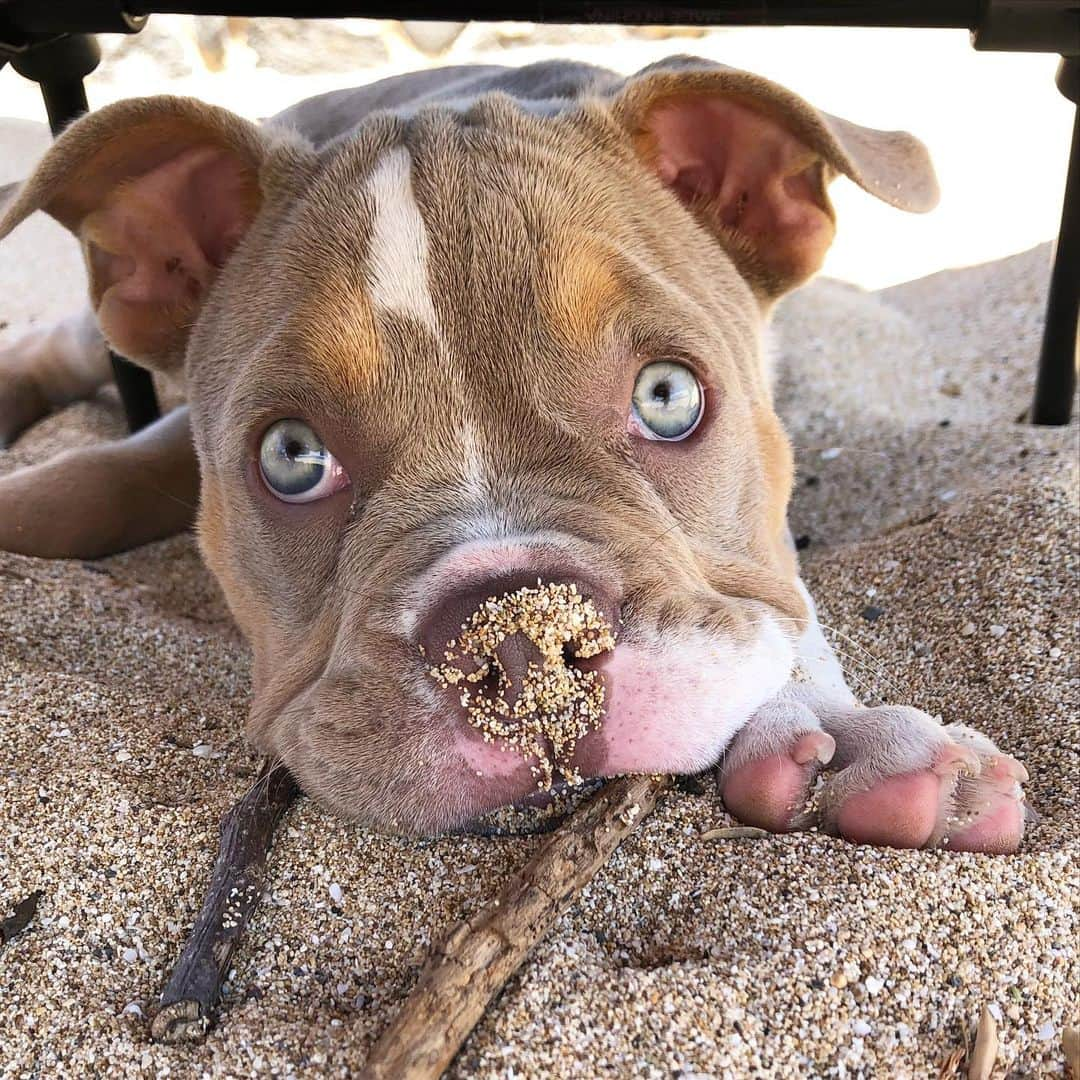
[0,309,111,447]
[0,405,197,558]
[716,581,1029,853]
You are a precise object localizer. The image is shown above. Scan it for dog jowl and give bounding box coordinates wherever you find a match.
[0,58,1028,848]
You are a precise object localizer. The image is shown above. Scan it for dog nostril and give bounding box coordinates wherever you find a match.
[472,664,502,702]
[559,641,597,669]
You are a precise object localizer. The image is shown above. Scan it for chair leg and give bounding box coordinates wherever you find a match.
[108,354,163,431]
[11,34,161,433]
[1031,58,1080,426]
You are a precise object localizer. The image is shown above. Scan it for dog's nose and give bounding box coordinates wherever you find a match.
[419,573,621,716]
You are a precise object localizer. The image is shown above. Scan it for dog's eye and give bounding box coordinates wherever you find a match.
[631,361,703,441]
[258,419,349,503]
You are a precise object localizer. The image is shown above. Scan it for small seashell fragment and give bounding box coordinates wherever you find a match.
[967,1004,998,1080]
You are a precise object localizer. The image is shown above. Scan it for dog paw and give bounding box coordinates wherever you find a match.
[719,702,1029,853]
[826,721,1029,853]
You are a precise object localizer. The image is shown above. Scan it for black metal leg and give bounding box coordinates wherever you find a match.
[109,354,163,431]
[10,34,161,433]
[1031,58,1080,425]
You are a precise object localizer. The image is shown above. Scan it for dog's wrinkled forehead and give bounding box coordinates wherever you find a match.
[0,56,937,396]
[193,100,759,453]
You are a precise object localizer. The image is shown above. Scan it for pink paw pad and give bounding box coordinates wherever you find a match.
[834,769,945,849]
[945,792,1026,853]
[721,731,835,832]
[834,744,1027,853]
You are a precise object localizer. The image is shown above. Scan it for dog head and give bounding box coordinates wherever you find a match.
[0,59,936,831]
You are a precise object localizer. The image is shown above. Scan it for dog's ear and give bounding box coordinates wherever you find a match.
[610,58,938,298]
[0,98,287,371]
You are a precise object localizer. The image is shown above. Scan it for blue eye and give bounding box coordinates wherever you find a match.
[631,361,703,441]
[258,419,349,503]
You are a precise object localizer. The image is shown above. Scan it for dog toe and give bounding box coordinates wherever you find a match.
[828,741,1028,852]
[831,767,945,848]
[720,730,834,832]
[944,789,1026,853]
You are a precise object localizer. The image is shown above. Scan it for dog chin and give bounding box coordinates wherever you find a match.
[284,614,795,834]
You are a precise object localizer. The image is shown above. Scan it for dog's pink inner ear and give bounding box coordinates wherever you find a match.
[643,96,835,291]
[78,146,258,366]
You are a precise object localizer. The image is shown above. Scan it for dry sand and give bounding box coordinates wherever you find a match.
[1,111,1078,1078]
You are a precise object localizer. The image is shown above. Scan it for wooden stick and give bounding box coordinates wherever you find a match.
[1063,1026,1079,1079]
[0,889,43,946]
[151,764,299,1043]
[360,773,671,1080]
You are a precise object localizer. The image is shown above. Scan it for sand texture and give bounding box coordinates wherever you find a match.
[1,119,1078,1077]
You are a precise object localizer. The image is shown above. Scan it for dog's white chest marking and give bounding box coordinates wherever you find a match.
[362,147,440,334]
[793,578,857,702]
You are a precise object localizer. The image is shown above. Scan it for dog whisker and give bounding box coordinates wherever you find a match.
[771,613,907,703]
[790,443,894,459]
[817,621,910,699]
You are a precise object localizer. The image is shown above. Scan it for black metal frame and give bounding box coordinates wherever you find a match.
[1,1,1077,426]
[1033,57,1080,425]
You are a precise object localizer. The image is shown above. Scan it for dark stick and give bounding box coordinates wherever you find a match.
[1,890,44,946]
[151,764,299,1043]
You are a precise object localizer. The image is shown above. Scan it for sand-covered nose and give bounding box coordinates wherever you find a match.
[426,581,618,789]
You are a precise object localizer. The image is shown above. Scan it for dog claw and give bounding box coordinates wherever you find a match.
[998,755,1029,783]
[791,730,835,766]
[931,743,981,778]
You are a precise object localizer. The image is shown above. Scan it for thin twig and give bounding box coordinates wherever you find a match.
[1063,1026,1079,1079]
[150,764,299,1043]
[360,773,671,1080]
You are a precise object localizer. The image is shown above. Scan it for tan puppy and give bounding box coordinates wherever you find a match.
[0,58,1028,848]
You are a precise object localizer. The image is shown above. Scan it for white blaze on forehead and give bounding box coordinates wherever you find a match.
[362,146,440,333]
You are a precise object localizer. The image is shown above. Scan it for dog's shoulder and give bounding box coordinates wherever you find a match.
[267,60,619,147]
